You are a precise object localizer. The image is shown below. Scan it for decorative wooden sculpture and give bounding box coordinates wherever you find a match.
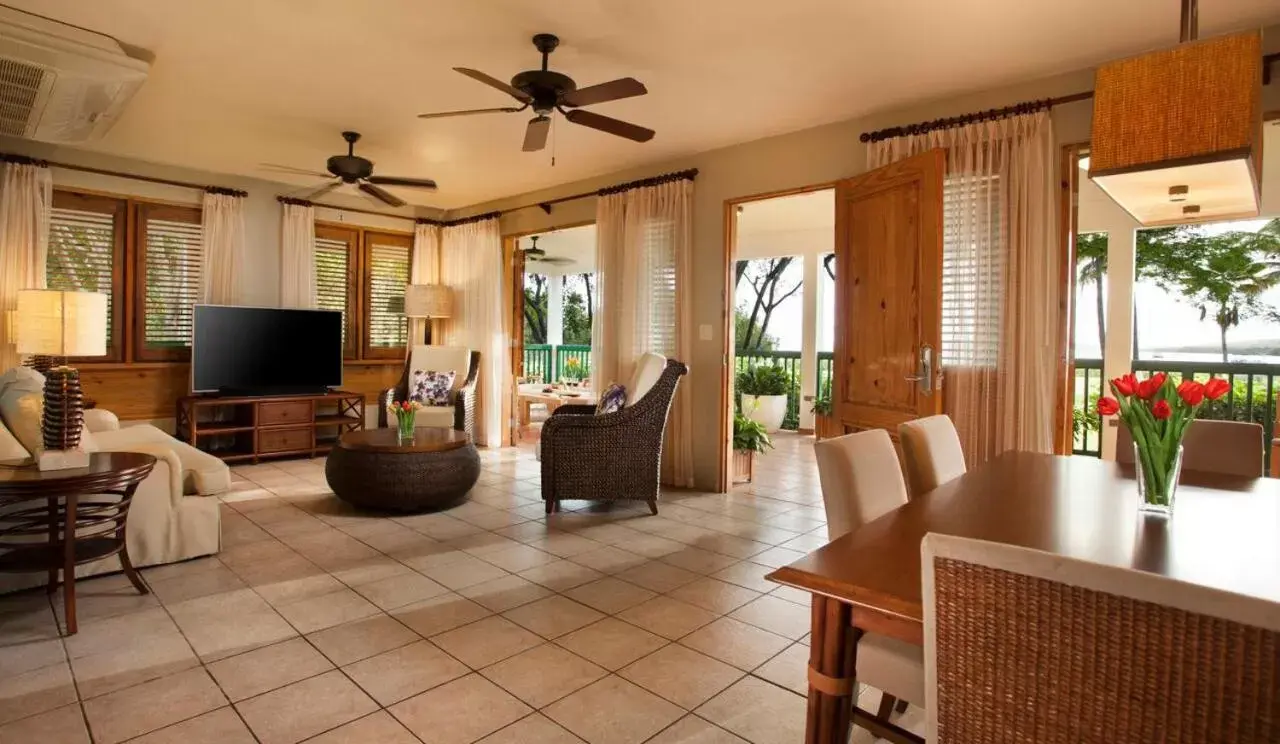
[42,365,83,451]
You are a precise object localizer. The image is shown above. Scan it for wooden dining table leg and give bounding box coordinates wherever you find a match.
[806,594,860,744]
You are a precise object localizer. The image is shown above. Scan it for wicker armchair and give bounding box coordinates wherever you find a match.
[924,533,1280,743]
[541,358,687,515]
[378,348,479,440]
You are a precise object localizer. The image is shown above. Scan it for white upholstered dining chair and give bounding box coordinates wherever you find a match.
[922,532,1280,743]
[1116,419,1264,478]
[814,430,925,731]
[898,414,967,497]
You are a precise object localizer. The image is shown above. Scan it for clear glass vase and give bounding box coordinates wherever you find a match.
[1134,442,1182,517]
[396,413,415,443]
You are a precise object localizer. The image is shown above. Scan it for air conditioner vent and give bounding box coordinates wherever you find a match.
[0,56,45,136]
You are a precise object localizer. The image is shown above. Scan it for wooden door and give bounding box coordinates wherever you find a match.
[832,148,945,437]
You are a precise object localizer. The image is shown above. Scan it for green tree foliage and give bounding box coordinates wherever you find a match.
[1077,232,1108,353]
[524,273,596,346]
[523,274,547,344]
[735,257,801,351]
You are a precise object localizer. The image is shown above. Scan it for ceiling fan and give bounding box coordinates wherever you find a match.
[521,236,573,266]
[261,131,437,207]
[419,33,653,152]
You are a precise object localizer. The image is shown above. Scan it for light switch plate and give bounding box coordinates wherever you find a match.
[698,324,713,341]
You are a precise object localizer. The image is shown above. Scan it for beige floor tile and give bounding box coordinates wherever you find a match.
[482,544,559,572]
[679,618,791,671]
[235,670,376,744]
[619,644,743,709]
[148,565,247,605]
[525,532,605,558]
[616,597,718,641]
[645,715,749,743]
[743,547,806,570]
[708,563,776,594]
[390,593,491,637]
[0,661,77,726]
[544,676,683,744]
[52,578,160,625]
[342,639,469,706]
[0,703,89,744]
[419,554,510,590]
[766,584,812,606]
[0,634,64,677]
[82,667,226,744]
[517,559,604,591]
[476,713,584,744]
[696,677,806,744]
[205,637,333,702]
[302,710,420,744]
[305,614,418,666]
[275,588,381,634]
[389,674,531,744]
[568,546,648,574]
[482,643,607,708]
[70,623,198,699]
[502,596,605,639]
[431,615,542,668]
[351,571,448,611]
[564,578,656,614]
[751,642,808,696]
[611,533,686,559]
[458,574,553,612]
[168,589,298,662]
[555,618,668,671]
[616,561,701,593]
[728,595,811,640]
[660,548,742,575]
[127,707,256,744]
[328,556,414,587]
[667,578,762,615]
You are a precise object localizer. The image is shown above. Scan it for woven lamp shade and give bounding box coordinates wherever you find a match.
[404,284,454,319]
[15,290,108,357]
[1089,31,1262,226]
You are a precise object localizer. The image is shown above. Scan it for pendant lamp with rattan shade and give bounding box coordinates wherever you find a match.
[1088,28,1262,226]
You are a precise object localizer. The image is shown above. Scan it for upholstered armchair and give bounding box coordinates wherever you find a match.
[540,354,687,515]
[379,346,479,439]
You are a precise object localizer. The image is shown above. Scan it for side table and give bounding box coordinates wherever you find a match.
[0,452,156,635]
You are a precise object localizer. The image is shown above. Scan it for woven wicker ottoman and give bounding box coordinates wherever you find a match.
[326,428,480,512]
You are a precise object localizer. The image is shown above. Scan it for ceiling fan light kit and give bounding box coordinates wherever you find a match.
[419,33,655,152]
[1088,0,1262,226]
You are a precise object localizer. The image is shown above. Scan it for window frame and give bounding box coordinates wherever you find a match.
[132,202,203,363]
[314,222,361,360]
[360,229,412,361]
[48,190,127,363]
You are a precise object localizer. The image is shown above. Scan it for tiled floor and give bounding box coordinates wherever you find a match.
[0,433,923,744]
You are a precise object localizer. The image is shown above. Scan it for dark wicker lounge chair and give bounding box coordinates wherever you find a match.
[378,347,480,440]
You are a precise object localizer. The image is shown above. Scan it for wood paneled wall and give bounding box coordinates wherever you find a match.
[78,361,403,421]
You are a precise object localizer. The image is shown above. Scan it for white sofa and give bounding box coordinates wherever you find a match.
[0,368,227,593]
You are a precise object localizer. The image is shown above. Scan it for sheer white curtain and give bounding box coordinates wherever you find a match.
[410,222,441,344]
[279,201,315,308]
[867,112,1058,462]
[200,191,247,305]
[592,179,695,487]
[441,218,507,448]
[0,161,52,369]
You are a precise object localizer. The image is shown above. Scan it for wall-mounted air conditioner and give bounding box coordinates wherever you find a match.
[0,6,149,144]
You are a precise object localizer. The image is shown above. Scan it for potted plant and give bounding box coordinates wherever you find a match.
[562,357,587,387]
[737,365,791,433]
[1096,373,1229,516]
[733,408,773,484]
[811,378,841,440]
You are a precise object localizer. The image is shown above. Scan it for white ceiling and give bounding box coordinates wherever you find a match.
[520,224,595,275]
[12,0,1280,209]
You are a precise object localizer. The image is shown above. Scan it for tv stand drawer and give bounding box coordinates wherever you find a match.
[259,427,312,454]
[259,401,312,426]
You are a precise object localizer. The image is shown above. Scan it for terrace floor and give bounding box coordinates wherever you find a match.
[0,432,924,744]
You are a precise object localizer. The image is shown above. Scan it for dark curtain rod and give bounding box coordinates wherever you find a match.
[436,167,700,223]
[862,52,1280,144]
[276,194,416,222]
[0,152,246,197]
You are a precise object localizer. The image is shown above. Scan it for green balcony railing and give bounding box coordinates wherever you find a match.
[522,344,592,382]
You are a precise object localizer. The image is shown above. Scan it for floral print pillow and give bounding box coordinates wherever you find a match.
[411,369,456,406]
[595,382,627,415]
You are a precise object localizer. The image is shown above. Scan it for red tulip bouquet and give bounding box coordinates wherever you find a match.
[385,399,422,442]
[1096,373,1230,514]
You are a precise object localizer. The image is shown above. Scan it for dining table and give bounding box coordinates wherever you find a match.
[766,451,1280,744]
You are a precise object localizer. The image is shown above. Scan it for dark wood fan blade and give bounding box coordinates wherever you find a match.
[564,109,654,143]
[560,77,647,108]
[418,106,524,120]
[523,117,551,152]
[366,175,438,190]
[303,181,342,200]
[454,68,531,103]
[261,163,332,178]
[359,182,406,208]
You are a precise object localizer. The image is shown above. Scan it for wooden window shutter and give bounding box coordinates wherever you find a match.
[134,203,202,361]
[314,223,359,359]
[363,230,411,359]
[47,191,126,362]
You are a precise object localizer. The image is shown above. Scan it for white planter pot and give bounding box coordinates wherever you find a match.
[741,394,788,433]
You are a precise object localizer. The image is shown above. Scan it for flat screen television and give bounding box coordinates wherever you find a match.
[191,305,344,395]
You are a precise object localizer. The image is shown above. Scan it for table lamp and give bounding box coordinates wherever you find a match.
[404,284,453,344]
[15,289,108,470]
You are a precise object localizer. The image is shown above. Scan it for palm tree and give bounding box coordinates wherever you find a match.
[1076,233,1108,354]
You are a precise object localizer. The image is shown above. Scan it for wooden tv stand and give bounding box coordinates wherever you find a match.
[176,391,365,463]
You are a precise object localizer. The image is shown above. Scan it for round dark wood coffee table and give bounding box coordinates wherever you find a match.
[325,428,480,512]
[0,452,157,635]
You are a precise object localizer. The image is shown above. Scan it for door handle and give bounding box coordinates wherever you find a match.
[905,345,934,395]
